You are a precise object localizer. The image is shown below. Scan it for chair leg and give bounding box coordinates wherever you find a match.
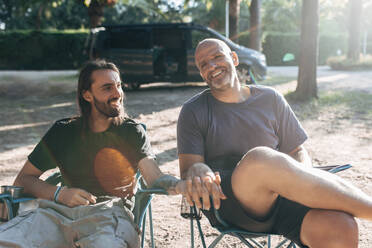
[268,235,271,248]
[235,233,262,248]
[195,217,206,248]
[141,211,147,248]
[191,206,207,248]
[148,204,155,248]
[274,238,295,248]
[190,217,195,248]
[285,242,297,248]
[208,233,225,248]
[140,205,156,248]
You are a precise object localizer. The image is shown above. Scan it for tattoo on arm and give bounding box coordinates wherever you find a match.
[150,175,180,193]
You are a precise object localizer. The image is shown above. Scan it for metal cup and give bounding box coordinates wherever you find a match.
[0,186,24,199]
[180,196,202,220]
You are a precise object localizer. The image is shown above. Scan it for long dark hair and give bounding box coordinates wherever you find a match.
[77,60,126,126]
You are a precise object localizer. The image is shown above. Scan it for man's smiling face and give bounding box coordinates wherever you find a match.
[195,39,238,91]
[84,69,125,120]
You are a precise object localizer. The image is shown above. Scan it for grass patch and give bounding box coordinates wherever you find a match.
[261,75,296,87]
[327,55,372,70]
[287,90,372,121]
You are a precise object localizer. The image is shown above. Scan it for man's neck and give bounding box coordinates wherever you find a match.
[88,113,112,133]
[211,83,251,103]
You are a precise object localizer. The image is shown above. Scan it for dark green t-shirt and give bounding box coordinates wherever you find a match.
[28,117,153,197]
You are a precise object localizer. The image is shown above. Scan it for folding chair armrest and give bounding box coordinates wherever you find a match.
[133,187,168,228]
[136,188,168,195]
[314,164,352,173]
[212,205,229,228]
[11,197,36,204]
[0,193,11,200]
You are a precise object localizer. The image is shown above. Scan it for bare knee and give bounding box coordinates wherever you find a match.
[232,147,281,178]
[230,147,280,213]
[242,146,279,162]
[231,147,278,201]
[301,209,358,248]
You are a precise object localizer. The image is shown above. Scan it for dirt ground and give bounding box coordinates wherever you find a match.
[0,67,371,247]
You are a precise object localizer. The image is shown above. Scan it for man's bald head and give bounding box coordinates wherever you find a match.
[195,38,235,70]
[195,38,232,56]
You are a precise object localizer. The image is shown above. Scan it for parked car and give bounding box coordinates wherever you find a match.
[89,23,267,89]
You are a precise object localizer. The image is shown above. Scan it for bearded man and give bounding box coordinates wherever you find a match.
[0,60,188,248]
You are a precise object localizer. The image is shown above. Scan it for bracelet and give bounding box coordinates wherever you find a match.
[53,186,63,203]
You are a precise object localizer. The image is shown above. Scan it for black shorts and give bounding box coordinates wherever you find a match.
[202,173,310,248]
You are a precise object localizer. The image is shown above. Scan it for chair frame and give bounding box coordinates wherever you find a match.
[189,164,352,248]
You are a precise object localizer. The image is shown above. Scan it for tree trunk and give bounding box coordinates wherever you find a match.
[347,0,362,61]
[249,0,261,51]
[35,4,44,30]
[87,0,105,28]
[296,0,319,100]
[229,0,240,42]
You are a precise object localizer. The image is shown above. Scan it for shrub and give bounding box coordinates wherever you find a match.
[238,32,348,66]
[327,55,372,70]
[0,30,89,70]
[262,32,300,66]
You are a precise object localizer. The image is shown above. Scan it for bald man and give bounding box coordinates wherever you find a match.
[177,38,372,248]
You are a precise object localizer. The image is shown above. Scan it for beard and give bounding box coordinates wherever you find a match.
[93,96,126,125]
[206,67,233,91]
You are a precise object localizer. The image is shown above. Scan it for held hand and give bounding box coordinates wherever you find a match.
[57,187,97,207]
[186,163,226,210]
[174,180,190,196]
[202,171,226,209]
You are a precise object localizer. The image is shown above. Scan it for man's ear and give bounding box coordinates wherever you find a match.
[82,90,93,103]
[231,51,239,66]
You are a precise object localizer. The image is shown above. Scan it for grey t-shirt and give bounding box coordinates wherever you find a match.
[177,85,307,164]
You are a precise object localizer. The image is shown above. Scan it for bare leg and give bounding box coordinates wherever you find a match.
[300,210,358,248]
[231,146,372,220]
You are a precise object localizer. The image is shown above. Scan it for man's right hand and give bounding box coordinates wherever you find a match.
[185,162,227,211]
[57,187,97,207]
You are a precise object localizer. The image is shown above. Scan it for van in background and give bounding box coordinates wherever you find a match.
[89,23,267,89]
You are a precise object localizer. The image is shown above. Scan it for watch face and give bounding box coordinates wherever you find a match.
[94,147,136,198]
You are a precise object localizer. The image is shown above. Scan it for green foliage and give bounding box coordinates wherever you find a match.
[0,0,89,30]
[261,32,300,66]
[0,30,89,69]
[103,1,185,25]
[318,33,347,64]
[185,0,225,32]
[235,31,349,66]
[262,0,302,33]
[327,55,372,70]
[0,29,358,69]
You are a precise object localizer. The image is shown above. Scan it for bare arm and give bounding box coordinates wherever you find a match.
[138,157,187,195]
[14,160,96,207]
[14,160,58,200]
[288,145,312,167]
[179,154,207,179]
[179,154,226,210]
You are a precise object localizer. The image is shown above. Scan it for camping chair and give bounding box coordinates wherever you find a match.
[0,172,167,248]
[188,164,352,248]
